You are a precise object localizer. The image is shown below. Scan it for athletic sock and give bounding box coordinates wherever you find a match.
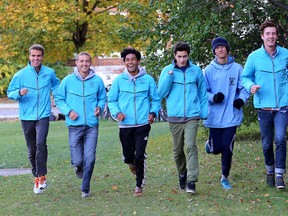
[267,170,274,175]
[221,175,227,181]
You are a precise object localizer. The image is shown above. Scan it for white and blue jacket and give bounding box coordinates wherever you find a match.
[158,60,208,122]
[7,63,60,120]
[108,67,161,126]
[241,45,288,109]
[203,56,250,128]
[55,67,106,127]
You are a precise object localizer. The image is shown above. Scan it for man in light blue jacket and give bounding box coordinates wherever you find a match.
[108,48,160,197]
[204,37,250,190]
[241,19,288,189]
[158,42,208,194]
[7,44,60,194]
[55,52,106,198]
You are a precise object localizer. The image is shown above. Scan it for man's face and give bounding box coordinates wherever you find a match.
[29,49,44,67]
[124,53,140,74]
[261,27,278,49]
[76,55,92,74]
[214,45,228,59]
[174,51,189,68]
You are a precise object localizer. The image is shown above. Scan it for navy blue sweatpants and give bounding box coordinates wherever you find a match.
[208,126,237,178]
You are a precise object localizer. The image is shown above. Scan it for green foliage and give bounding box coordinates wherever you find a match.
[0,120,287,215]
[49,64,73,81]
[118,0,288,125]
[0,61,24,96]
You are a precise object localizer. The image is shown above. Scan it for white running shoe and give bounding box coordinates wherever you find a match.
[33,178,43,194]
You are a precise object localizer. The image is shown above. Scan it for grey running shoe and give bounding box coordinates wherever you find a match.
[129,163,136,175]
[75,167,83,179]
[276,176,286,189]
[134,187,143,197]
[266,174,275,188]
[81,191,91,198]
[205,140,212,154]
[179,172,187,190]
[186,181,196,194]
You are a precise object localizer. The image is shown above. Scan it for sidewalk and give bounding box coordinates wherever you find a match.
[0,103,19,120]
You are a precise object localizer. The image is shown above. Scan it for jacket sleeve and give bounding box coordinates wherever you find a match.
[54,78,72,116]
[237,67,250,103]
[149,77,161,117]
[50,71,60,97]
[197,69,208,119]
[107,78,121,118]
[157,68,173,99]
[97,78,107,112]
[203,67,216,104]
[241,56,255,93]
[7,74,22,101]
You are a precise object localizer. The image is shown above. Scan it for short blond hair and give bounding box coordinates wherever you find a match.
[29,44,45,55]
[76,52,92,61]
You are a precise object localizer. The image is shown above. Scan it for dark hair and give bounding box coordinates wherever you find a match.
[173,42,190,55]
[260,19,279,35]
[120,48,141,62]
[29,44,45,55]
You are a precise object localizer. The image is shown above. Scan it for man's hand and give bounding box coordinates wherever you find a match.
[94,106,101,117]
[117,113,126,121]
[250,85,260,94]
[148,113,155,124]
[148,112,156,124]
[69,110,78,121]
[19,88,29,96]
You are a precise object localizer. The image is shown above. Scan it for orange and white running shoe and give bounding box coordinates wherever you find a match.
[38,175,48,189]
[33,178,43,194]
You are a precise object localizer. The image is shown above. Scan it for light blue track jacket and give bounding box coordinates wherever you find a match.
[55,67,106,127]
[241,45,288,108]
[7,63,60,120]
[158,60,208,120]
[108,67,161,126]
[203,56,250,128]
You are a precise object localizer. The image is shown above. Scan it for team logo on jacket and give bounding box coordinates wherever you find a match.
[89,81,95,88]
[229,77,235,85]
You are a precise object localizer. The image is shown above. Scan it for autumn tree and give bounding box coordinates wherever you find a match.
[0,0,152,95]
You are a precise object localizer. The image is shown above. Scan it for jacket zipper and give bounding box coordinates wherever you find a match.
[83,80,87,124]
[271,58,278,108]
[133,80,137,124]
[36,74,39,120]
[184,72,186,117]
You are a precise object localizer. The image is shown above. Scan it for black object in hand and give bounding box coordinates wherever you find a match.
[213,92,224,103]
[233,98,244,110]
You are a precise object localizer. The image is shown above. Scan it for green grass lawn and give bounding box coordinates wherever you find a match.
[0,120,287,215]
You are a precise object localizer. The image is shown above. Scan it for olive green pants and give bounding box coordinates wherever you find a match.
[169,120,199,182]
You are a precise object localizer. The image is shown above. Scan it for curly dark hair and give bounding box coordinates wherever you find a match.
[120,48,141,62]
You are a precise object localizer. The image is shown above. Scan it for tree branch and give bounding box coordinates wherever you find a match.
[268,0,288,11]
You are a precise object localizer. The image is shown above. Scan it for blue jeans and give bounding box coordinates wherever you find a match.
[257,108,288,174]
[68,125,98,193]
